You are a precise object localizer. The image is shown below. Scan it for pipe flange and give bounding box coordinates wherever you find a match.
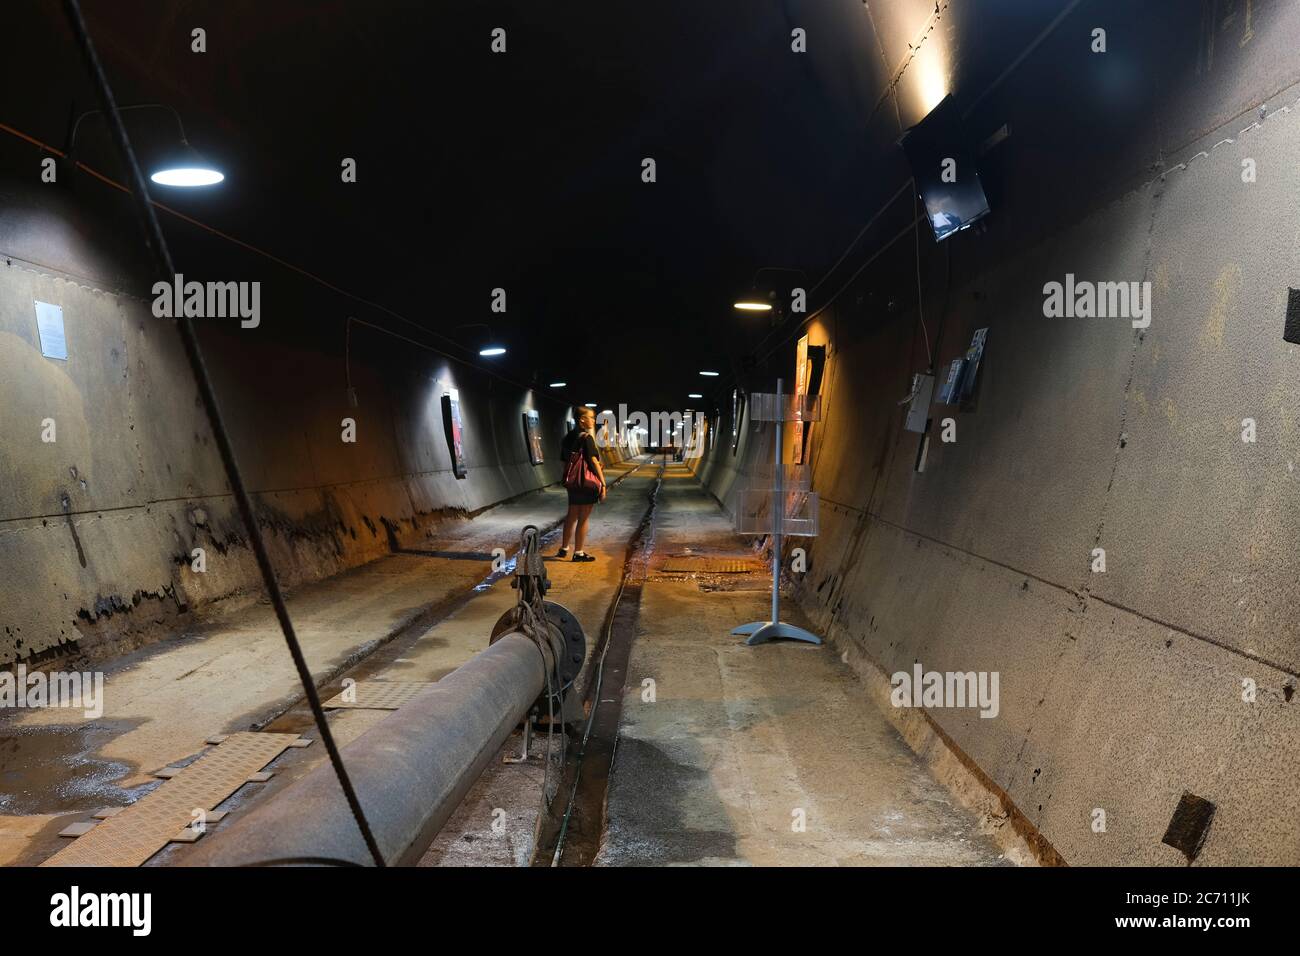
[490,600,586,693]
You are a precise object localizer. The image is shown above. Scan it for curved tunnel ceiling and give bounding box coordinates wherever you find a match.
[3,0,1184,410]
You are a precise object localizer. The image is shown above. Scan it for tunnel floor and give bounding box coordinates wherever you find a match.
[419,461,1012,866]
[1,457,1011,867]
[592,465,1011,866]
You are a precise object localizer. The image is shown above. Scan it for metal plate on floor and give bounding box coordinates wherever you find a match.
[41,732,301,868]
[660,557,761,574]
[697,579,777,592]
[322,680,435,710]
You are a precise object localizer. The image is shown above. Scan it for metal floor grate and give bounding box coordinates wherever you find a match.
[660,556,763,574]
[322,680,436,710]
[42,732,302,867]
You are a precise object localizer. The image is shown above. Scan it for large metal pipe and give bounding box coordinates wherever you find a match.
[181,632,552,866]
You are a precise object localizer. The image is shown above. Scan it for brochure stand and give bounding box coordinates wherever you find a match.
[731,378,821,646]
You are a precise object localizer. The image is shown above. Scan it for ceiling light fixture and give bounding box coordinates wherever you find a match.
[151,163,224,187]
[549,381,567,388]
[699,370,719,377]
[734,267,808,314]
[454,323,506,358]
[68,103,223,188]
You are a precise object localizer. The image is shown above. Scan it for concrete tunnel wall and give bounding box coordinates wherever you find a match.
[696,89,1300,868]
[0,180,571,666]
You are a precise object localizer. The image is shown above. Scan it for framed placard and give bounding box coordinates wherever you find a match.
[731,388,744,455]
[441,388,468,479]
[523,410,544,465]
[960,327,988,403]
[35,301,67,360]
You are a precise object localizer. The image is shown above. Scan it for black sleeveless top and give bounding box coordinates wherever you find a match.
[561,429,599,466]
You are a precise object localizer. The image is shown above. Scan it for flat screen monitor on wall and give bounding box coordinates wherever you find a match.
[898,94,990,242]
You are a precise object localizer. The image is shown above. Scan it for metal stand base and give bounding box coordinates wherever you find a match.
[731,621,822,646]
[732,377,822,650]
[503,711,536,763]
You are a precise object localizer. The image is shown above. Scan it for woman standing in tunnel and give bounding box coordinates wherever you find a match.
[559,406,606,562]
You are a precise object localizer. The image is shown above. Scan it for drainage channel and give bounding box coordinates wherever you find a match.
[531,457,667,867]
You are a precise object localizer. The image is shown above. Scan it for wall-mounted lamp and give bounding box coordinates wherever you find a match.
[454,323,507,358]
[733,266,807,314]
[68,103,223,187]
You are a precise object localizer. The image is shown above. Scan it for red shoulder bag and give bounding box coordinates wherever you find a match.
[564,439,602,494]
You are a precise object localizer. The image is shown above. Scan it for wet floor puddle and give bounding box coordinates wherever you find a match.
[0,719,154,815]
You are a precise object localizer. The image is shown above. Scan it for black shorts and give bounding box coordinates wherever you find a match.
[567,485,600,506]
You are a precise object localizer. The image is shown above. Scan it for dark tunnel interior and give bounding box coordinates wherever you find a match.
[1,0,1298,927]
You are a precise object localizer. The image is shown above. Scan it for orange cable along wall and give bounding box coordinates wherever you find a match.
[0,119,564,400]
[1,120,357,292]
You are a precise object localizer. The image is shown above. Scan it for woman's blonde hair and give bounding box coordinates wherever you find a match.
[576,406,596,425]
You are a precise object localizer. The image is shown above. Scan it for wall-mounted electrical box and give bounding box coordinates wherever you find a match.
[904,373,935,433]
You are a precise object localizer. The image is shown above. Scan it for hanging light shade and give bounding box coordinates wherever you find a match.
[150,140,224,186]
